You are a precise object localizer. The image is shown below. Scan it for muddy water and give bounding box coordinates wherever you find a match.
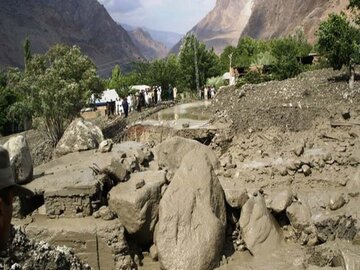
[147,101,211,121]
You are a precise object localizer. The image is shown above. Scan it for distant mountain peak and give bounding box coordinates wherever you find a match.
[171,0,348,54]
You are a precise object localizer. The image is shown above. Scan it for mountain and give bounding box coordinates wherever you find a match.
[128,28,168,60]
[122,24,183,49]
[0,0,142,76]
[171,0,348,54]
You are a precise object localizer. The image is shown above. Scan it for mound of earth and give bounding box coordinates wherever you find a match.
[211,69,360,132]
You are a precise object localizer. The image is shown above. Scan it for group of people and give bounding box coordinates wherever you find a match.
[105,84,183,119]
[201,85,216,100]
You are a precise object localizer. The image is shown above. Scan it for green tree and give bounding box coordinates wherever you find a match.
[23,38,32,72]
[317,12,360,88]
[178,34,220,93]
[270,38,306,80]
[17,44,104,144]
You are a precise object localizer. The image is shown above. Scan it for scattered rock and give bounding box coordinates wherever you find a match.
[239,194,282,255]
[135,179,145,189]
[341,110,351,120]
[55,118,104,157]
[3,135,33,184]
[155,148,226,270]
[267,189,293,214]
[98,139,113,153]
[329,193,346,211]
[294,145,304,157]
[98,206,116,221]
[286,201,312,230]
[302,164,312,176]
[149,244,158,261]
[182,122,190,128]
[219,177,248,208]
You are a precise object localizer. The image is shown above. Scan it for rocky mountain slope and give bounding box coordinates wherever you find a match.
[122,24,183,49]
[0,0,142,76]
[128,28,168,60]
[172,0,348,54]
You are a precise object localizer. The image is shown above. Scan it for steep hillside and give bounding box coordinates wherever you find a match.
[241,0,349,42]
[0,0,142,76]
[171,0,348,54]
[122,24,183,49]
[128,28,168,60]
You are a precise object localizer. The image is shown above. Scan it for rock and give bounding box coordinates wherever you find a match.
[153,136,219,174]
[239,195,282,255]
[98,206,116,221]
[135,179,145,189]
[329,193,346,211]
[155,147,226,270]
[302,164,312,176]
[219,177,248,208]
[286,201,312,230]
[347,168,360,192]
[342,110,351,120]
[267,189,293,213]
[3,135,33,184]
[182,122,190,128]
[149,244,158,261]
[55,118,104,157]
[108,170,166,245]
[294,145,304,157]
[98,139,113,153]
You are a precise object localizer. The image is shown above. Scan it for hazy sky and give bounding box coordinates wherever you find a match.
[98,0,216,34]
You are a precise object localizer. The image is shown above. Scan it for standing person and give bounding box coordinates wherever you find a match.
[173,86,178,101]
[168,84,173,100]
[0,146,33,252]
[154,86,158,104]
[158,86,162,102]
[122,96,129,118]
[131,94,136,112]
[204,86,208,100]
[136,93,141,112]
[127,94,132,113]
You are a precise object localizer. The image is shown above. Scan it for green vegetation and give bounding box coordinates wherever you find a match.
[1,45,103,143]
[316,4,360,89]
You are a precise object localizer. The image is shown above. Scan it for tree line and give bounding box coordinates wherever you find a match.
[0,0,358,142]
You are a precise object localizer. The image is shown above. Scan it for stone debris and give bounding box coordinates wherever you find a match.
[0,227,91,270]
[266,189,293,214]
[98,139,113,153]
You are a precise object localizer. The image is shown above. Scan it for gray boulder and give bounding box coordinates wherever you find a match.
[108,170,166,245]
[153,136,219,174]
[155,147,226,270]
[3,135,33,184]
[239,195,282,255]
[55,118,104,157]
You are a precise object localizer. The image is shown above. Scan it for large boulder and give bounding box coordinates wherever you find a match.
[153,136,219,174]
[108,170,166,245]
[239,195,282,255]
[55,118,104,157]
[3,135,33,184]
[154,147,226,270]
